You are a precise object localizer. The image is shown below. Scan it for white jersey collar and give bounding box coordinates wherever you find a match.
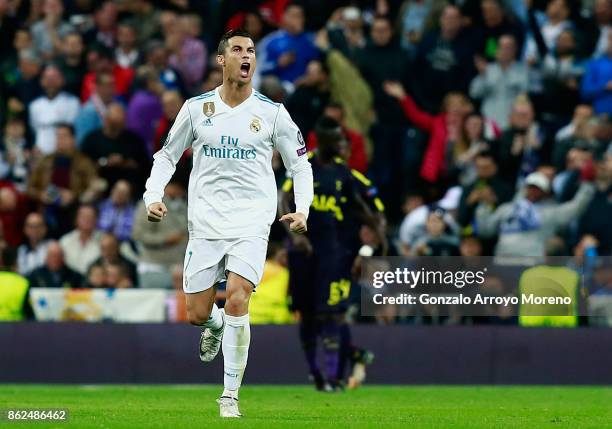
[215,86,254,114]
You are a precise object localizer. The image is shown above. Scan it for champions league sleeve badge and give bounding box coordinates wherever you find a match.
[296,130,307,156]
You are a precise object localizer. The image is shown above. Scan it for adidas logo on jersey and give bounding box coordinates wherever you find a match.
[204,118,213,126]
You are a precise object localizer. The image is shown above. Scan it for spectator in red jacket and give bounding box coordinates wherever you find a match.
[81,45,134,102]
[384,81,473,186]
[306,102,368,173]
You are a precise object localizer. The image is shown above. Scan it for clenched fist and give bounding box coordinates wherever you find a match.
[147,202,168,222]
[280,212,307,234]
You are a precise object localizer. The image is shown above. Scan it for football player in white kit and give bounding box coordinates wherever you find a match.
[143,29,314,418]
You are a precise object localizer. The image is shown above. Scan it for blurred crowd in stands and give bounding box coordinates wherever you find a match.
[0,0,610,322]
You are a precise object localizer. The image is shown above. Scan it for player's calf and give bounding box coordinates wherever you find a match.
[185,289,225,362]
[185,288,217,325]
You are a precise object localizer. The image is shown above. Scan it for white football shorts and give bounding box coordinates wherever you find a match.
[182,237,268,293]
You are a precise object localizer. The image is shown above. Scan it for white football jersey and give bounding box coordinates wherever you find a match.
[143,86,313,239]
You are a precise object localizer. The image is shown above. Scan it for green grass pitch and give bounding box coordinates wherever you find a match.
[1,385,611,429]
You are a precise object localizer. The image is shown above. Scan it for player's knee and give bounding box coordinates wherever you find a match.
[225,291,249,316]
[187,307,211,326]
[225,275,253,316]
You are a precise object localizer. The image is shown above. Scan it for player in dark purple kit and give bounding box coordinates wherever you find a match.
[280,117,380,390]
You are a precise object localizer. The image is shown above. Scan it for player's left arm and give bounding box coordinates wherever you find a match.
[274,105,313,234]
[279,179,313,254]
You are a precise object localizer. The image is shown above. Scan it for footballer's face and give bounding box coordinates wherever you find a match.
[218,36,256,85]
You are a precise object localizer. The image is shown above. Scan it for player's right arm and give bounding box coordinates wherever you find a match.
[143,101,194,222]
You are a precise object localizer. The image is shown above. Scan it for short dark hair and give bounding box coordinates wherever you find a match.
[107,261,129,277]
[0,246,17,271]
[461,235,481,244]
[481,0,503,8]
[325,101,344,111]
[92,43,114,60]
[87,262,105,276]
[77,203,98,219]
[314,116,342,146]
[217,29,253,55]
[56,123,75,136]
[309,58,329,76]
[372,14,392,26]
[117,20,136,31]
[475,150,496,162]
[315,116,341,133]
[63,31,82,41]
[5,115,25,126]
[145,40,165,57]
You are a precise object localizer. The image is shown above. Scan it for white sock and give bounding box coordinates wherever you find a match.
[201,303,223,331]
[222,313,250,399]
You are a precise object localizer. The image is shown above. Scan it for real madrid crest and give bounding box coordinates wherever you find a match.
[203,102,215,117]
[250,118,261,133]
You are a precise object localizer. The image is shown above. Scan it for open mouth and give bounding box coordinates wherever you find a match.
[240,62,250,78]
